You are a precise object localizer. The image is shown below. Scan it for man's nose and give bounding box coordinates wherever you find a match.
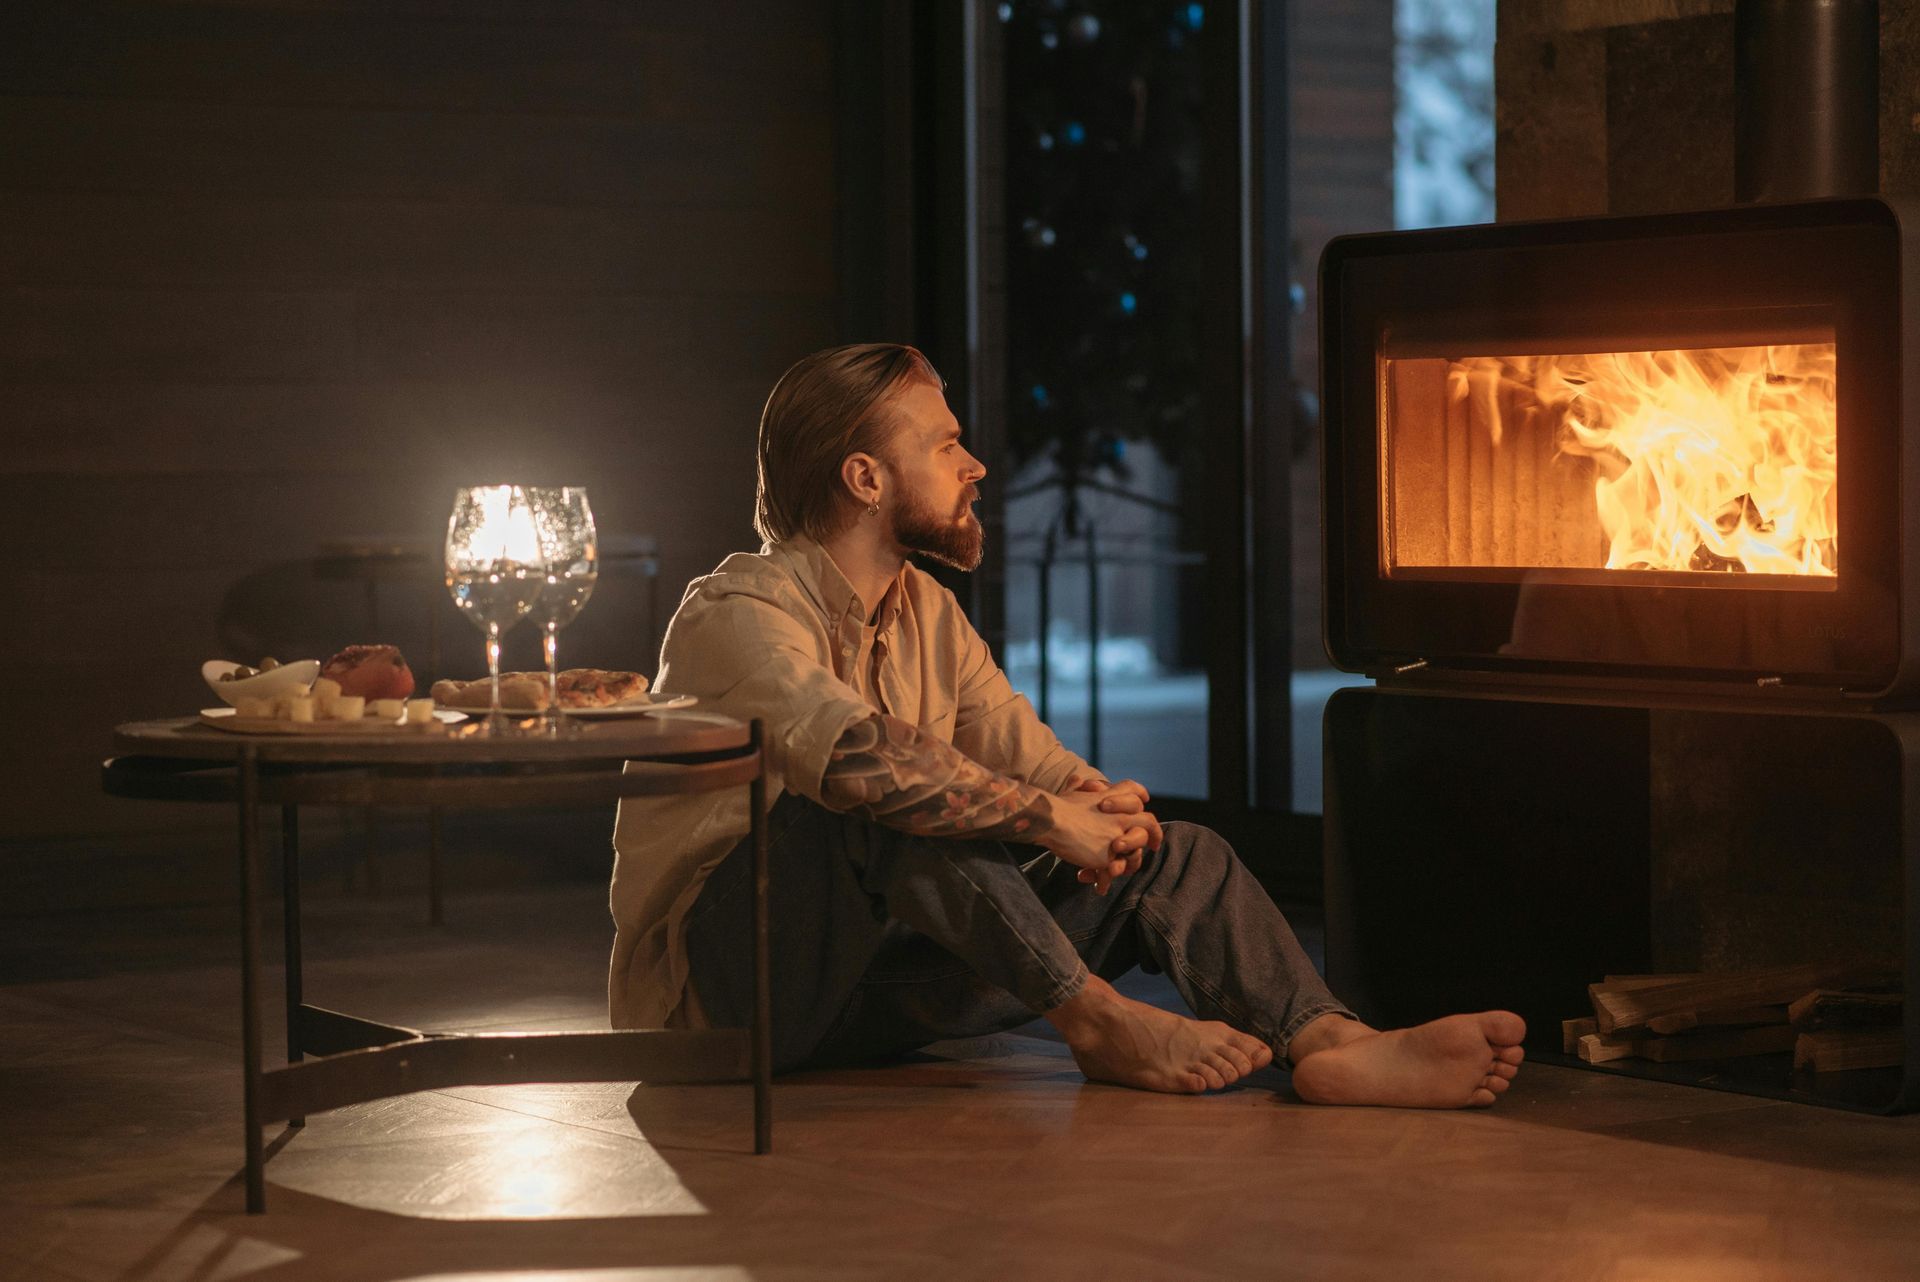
[964,449,986,482]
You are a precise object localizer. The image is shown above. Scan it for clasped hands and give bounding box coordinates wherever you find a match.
[1045,775,1162,896]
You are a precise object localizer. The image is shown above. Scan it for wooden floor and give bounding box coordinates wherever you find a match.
[4,880,1919,1282]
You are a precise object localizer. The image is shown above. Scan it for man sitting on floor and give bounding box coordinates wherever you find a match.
[609,343,1524,1106]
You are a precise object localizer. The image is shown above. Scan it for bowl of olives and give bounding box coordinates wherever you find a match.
[201,657,322,707]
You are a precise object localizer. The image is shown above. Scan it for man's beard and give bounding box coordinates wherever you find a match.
[893,485,984,571]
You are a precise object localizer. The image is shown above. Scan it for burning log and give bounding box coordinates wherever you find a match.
[1378,343,1838,579]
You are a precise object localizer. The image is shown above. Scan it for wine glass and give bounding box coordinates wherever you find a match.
[444,485,547,731]
[528,487,599,725]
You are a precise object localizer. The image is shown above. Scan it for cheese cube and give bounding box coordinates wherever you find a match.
[371,698,406,721]
[406,698,436,725]
[288,696,316,723]
[236,697,272,719]
[332,695,366,720]
[313,677,342,699]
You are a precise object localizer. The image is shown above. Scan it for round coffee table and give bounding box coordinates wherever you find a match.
[103,711,770,1214]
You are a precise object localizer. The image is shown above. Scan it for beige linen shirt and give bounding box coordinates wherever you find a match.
[609,535,1094,1031]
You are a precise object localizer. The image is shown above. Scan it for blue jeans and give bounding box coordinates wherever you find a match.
[684,795,1355,1074]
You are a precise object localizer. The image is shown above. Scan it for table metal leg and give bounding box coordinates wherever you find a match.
[281,803,305,1129]
[750,719,771,1155]
[237,745,266,1213]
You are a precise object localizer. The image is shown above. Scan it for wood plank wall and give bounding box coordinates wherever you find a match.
[0,0,838,852]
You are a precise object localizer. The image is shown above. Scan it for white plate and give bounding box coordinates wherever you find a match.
[434,693,699,718]
[567,694,699,719]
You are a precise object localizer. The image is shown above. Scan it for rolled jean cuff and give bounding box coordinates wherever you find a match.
[1025,959,1091,1013]
[1277,1002,1362,1070]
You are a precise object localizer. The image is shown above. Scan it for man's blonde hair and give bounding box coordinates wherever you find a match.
[754,343,944,544]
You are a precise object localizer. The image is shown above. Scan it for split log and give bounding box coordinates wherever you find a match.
[1787,988,1904,1033]
[1636,1024,1796,1063]
[1602,973,1708,988]
[1576,1024,1796,1064]
[1646,1005,1788,1036]
[1577,1033,1635,1063]
[1562,1017,1598,1053]
[1589,963,1892,1036]
[1794,1028,1906,1073]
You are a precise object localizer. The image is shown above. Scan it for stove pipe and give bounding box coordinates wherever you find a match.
[1734,0,1879,201]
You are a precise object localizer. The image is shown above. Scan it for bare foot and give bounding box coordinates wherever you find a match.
[1047,976,1275,1093]
[1290,1011,1527,1109]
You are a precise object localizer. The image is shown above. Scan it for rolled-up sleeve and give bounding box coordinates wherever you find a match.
[657,580,874,801]
[948,612,1093,795]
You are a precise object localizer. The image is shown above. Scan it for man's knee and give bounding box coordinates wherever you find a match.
[1161,820,1234,860]
[1150,821,1241,888]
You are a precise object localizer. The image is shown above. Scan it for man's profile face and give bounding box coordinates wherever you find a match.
[880,379,987,571]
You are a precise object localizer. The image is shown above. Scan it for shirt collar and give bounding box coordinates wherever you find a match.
[772,535,908,636]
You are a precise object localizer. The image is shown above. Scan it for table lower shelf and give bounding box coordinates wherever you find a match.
[265,1003,751,1125]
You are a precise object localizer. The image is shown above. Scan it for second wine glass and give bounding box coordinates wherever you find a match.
[528,487,599,723]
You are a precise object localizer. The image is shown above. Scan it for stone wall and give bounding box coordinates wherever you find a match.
[1497,0,1920,220]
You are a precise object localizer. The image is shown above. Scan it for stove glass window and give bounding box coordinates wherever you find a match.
[1378,340,1838,589]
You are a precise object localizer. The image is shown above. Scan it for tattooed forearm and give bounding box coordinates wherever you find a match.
[819,714,1055,841]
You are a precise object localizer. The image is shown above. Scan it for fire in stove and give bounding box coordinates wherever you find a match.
[1381,340,1838,586]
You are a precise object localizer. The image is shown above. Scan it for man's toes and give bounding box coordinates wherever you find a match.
[1194,1062,1227,1091]
[1488,1060,1519,1080]
[1479,1011,1527,1045]
[1494,1044,1526,1066]
[1468,1085,1497,1107]
[1206,1051,1249,1083]
[1229,1032,1270,1063]
[1481,1073,1510,1094]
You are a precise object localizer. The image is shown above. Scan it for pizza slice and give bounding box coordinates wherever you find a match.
[428,669,649,711]
[552,668,650,708]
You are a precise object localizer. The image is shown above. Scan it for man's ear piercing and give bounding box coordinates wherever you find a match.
[868,500,881,516]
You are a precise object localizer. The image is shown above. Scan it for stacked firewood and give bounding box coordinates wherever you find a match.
[1562,963,1905,1073]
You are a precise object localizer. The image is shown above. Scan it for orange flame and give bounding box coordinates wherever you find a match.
[1473,343,1838,576]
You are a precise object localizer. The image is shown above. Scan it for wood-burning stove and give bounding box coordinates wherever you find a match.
[1317,207,1917,1115]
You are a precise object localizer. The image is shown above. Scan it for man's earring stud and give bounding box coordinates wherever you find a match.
[868,500,881,516]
